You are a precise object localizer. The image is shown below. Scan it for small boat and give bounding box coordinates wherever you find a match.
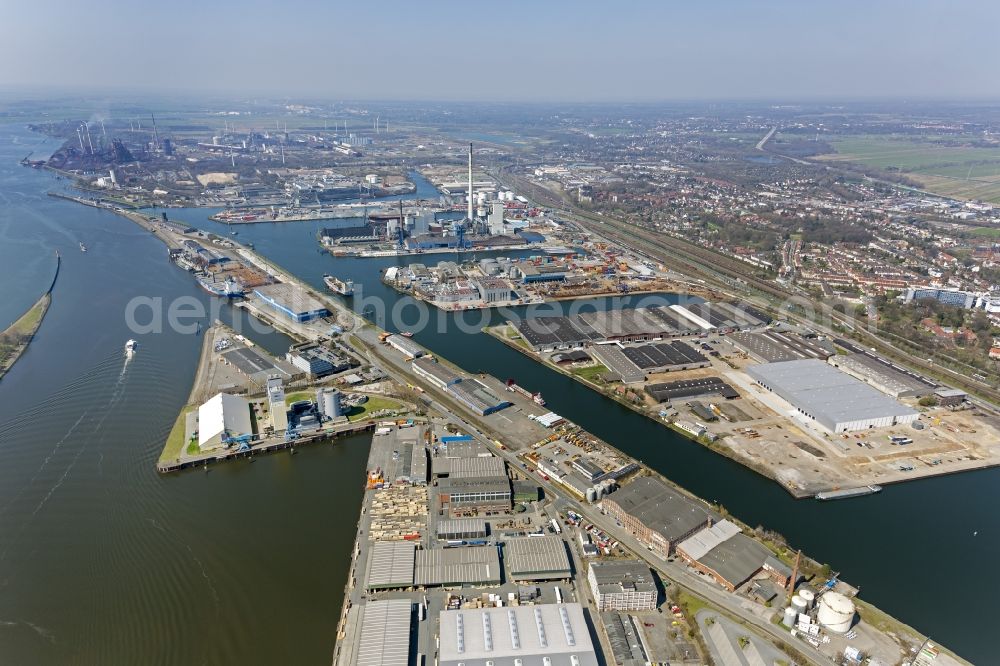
[125,339,138,356]
[400,331,413,338]
[79,242,87,252]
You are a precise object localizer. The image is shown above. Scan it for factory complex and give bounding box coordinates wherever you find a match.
[493,299,993,497]
[510,301,768,352]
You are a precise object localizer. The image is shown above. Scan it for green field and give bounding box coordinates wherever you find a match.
[159,405,197,464]
[570,364,609,383]
[0,294,51,371]
[347,396,404,422]
[819,135,1000,203]
[971,226,1000,238]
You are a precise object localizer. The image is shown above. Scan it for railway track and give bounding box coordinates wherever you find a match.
[498,169,1000,406]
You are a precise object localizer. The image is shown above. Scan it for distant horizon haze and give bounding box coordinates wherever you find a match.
[0,0,996,103]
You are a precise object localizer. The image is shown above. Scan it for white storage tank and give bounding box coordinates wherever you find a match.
[790,595,808,613]
[817,592,855,634]
[799,588,816,608]
[586,487,597,503]
[318,388,343,419]
[782,606,797,627]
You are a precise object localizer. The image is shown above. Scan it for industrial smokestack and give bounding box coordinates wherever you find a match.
[77,128,85,151]
[467,143,474,222]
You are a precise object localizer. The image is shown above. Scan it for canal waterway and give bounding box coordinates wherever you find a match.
[0,124,370,665]
[164,166,997,661]
[0,121,994,663]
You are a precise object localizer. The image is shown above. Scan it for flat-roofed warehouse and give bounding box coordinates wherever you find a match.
[511,316,598,351]
[437,518,488,541]
[621,340,709,372]
[676,520,790,591]
[602,476,716,557]
[443,456,507,479]
[505,536,572,581]
[414,546,501,586]
[221,346,298,383]
[438,476,511,513]
[680,302,753,331]
[411,356,461,389]
[438,603,599,666]
[385,334,424,359]
[356,599,413,666]
[644,377,739,403]
[729,330,834,363]
[643,305,703,336]
[447,379,512,416]
[828,352,936,398]
[577,308,674,343]
[365,541,416,590]
[252,283,330,323]
[747,359,919,433]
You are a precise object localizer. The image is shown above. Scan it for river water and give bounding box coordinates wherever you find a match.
[0,122,994,663]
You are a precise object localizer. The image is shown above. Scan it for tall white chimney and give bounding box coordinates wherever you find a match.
[467,143,474,222]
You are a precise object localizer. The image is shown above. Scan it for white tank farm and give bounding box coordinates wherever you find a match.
[817,592,855,634]
[799,588,816,608]
[782,606,798,627]
[790,595,808,613]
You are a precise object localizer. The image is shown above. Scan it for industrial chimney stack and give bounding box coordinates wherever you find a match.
[467,143,474,222]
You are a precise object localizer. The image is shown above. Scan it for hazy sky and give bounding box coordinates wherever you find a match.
[1,0,997,102]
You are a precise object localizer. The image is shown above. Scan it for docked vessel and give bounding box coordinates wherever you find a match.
[125,339,138,356]
[400,331,413,338]
[323,274,354,296]
[505,379,546,406]
[815,485,882,501]
[197,275,243,298]
[79,242,87,252]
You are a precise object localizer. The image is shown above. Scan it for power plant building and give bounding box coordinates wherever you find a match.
[747,359,919,432]
[266,378,288,431]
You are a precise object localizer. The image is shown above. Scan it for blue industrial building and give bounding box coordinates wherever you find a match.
[253,284,330,323]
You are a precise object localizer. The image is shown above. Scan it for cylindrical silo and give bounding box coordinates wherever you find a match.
[326,389,343,418]
[586,487,597,503]
[817,592,855,634]
[782,606,798,627]
[790,595,808,614]
[799,588,816,609]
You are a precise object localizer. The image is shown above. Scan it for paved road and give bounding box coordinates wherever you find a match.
[353,331,832,665]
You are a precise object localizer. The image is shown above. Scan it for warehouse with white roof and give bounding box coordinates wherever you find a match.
[438,603,599,666]
[747,359,919,433]
[197,393,252,450]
